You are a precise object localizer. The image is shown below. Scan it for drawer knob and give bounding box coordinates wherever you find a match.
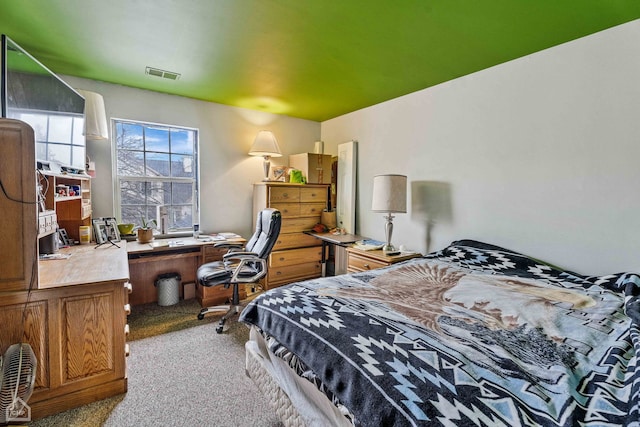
[124,303,131,315]
[279,257,285,261]
[125,343,130,357]
[364,264,370,269]
[124,324,130,336]
[124,282,133,294]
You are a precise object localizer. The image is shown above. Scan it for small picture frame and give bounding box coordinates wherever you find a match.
[272,166,289,182]
[92,218,108,244]
[103,217,121,242]
[57,228,72,246]
[92,217,121,244]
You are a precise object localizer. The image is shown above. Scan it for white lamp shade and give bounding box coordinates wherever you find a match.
[249,130,282,157]
[372,174,407,213]
[77,89,108,140]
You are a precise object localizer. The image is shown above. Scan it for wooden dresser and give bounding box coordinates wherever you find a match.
[253,183,329,289]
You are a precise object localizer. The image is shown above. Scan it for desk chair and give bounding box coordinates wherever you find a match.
[196,208,281,333]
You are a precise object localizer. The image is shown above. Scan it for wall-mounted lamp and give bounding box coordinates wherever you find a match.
[248,130,282,181]
[372,174,407,255]
[76,89,108,141]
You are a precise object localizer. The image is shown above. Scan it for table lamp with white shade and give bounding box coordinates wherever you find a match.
[248,130,282,181]
[371,174,407,255]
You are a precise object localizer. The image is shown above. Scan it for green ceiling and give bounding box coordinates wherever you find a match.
[1,1,639,122]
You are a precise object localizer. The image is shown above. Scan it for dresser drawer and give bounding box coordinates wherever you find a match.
[270,246,323,267]
[300,187,327,203]
[274,232,321,251]
[281,216,318,234]
[347,252,388,272]
[267,261,322,287]
[300,203,325,217]
[270,203,300,217]
[269,187,300,203]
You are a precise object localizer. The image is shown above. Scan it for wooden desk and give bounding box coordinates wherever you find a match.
[126,235,246,307]
[0,243,130,420]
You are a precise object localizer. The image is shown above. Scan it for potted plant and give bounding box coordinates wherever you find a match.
[136,217,157,243]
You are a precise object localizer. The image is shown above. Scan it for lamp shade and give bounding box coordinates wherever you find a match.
[76,89,108,140]
[248,130,282,157]
[372,174,407,213]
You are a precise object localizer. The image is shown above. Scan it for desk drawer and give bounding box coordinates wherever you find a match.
[202,246,229,263]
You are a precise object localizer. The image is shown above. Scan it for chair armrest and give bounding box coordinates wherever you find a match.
[222,251,259,262]
[213,242,245,251]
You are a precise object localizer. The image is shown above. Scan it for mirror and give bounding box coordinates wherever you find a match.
[1,35,86,170]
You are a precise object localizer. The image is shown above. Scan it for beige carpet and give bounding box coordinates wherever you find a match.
[27,298,283,427]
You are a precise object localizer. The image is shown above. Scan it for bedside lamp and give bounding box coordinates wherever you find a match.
[249,130,282,181]
[372,174,407,255]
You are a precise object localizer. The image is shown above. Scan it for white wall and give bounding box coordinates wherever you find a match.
[60,76,320,238]
[321,20,640,275]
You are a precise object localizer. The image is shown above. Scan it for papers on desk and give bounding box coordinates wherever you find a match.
[352,239,385,251]
[218,232,241,239]
[149,241,169,248]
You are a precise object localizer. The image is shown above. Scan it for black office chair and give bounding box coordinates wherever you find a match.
[196,208,281,333]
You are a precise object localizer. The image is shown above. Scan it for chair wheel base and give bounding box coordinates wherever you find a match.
[215,325,224,334]
[197,313,205,320]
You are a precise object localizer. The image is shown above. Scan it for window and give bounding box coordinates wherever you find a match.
[11,110,85,169]
[114,119,199,233]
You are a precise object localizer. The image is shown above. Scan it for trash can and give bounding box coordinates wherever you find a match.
[155,272,181,306]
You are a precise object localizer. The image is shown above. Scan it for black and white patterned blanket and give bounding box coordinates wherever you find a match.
[240,240,640,426]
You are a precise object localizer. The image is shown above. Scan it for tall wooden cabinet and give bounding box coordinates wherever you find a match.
[253,183,329,289]
[0,119,38,292]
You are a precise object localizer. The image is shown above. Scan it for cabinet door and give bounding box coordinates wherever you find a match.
[57,284,127,387]
[0,119,37,291]
[0,299,49,390]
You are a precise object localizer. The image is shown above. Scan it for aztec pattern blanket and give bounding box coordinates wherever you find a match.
[240,240,640,426]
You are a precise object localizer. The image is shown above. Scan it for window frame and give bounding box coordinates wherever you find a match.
[111,118,200,234]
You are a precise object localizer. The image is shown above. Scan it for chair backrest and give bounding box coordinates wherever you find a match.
[245,208,282,260]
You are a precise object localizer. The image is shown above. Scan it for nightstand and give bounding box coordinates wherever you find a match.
[346,247,422,273]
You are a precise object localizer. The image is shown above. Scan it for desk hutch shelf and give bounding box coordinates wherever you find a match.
[41,171,92,241]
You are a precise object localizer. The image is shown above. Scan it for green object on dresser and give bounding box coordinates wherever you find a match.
[289,169,306,184]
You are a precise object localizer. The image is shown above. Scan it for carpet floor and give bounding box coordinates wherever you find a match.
[28,299,284,427]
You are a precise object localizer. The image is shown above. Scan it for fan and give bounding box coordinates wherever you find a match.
[0,343,37,423]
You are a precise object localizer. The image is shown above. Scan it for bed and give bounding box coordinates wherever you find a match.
[239,239,640,426]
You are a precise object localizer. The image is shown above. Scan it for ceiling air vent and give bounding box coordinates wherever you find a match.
[145,66,181,80]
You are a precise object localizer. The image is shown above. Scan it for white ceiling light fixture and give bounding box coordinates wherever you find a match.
[76,89,108,141]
